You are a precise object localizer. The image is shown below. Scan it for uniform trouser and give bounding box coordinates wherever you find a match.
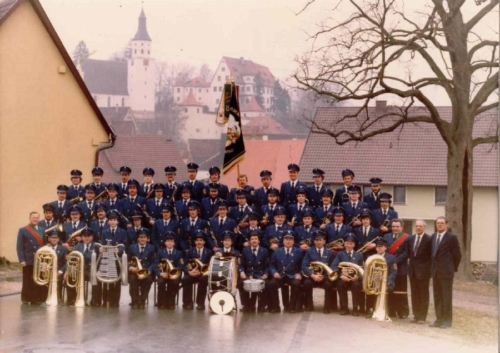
[267,277,301,311]
[237,278,269,309]
[38,275,64,303]
[182,275,208,306]
[410,274,430,321]
[388,275,409,317]
[98,282,121,306]
[337,279,362,311]
[129,273,153,304]
[157,277,181,307]
[303,278,335,310]
[433,277,453,325]
[22,265,43,303]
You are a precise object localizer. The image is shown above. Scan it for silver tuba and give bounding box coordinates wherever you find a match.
[91,241,128,286]
[33,246,59,306]
[363,254,390,322]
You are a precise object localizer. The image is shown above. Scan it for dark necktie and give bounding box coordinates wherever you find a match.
[131,198,135,204]
[191,219,195,227]
[383,209,387,216]
[349,251,352,259]
[317,248,321,257]
[123,184,127,190]
[111,229,115,237]
[168,250,172,256]
[111,200,115,207]
[414,235,421,254]
[73,222,77,232]
[305,226,309,233]
[100,221,104,232]
[145,185,149,194]
[59,202,63,209]
[164,221,168,228]
[252,248,257,257]
[220,218,224,227]
[198,249,202,257]
[298,205,302,211]
[374,193,378,201]
[88,202,92,209]
[316,186,320,194]
[184,200,187,207]
[324,207,328,212]
[286,249,290,257]
[84,245,89,255]
[393,234,397,241]
[352,203,356,209]
[270,205,274,211]
[240,207,244,215]
[140,247,144,254]
[46,221,50,228]
[364,227,367,238]
[156,200,160,207]
[336,225,340,235]
[291,181,295,190]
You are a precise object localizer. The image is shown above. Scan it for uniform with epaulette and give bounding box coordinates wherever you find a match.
[163,166,182,203]
[259,188,280,229]
[254,170,278,211]
[353,209,380,257]
[73,228,102,306]
[294,209,318,250]
[103,183,124,216]
[117,166,132,199]
[62,205,86,244]
[201,183,223,220]
[50,185,72,223]
[301,230,336,313]
[178,201,208,252]
[155,232,186,309]
[325,207,352,248]
[238,230,270,312]
[331,233,364,315]
[262,206,293,251]
[146,183,169,222]
[184,163,205,202]
[175,183,193,221]
[206,200,237,251]
[342,185,368,228]
[236,212,261,251]
[286,186,310,228]
[138,167,155,198]
[280,163,306,208]
[181,231,213,310]
[314,189,335,229]
[151,204,179,250]
[268,230,304,313]
[38,203,57,243]
[333,169,358,206]
[228,189,254,225]
[121,179,147,227]
[67,169,85,202]
[78,184,97,225]
[89,202,109,243]
[90,167,107,196]
[307,168,329,210]
[372,192,399,235]
[363,177,383,210]
[127,229,156,309]
[125,211,146,248]
[204,166,229,200]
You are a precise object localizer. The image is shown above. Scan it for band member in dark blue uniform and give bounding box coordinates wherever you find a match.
[184,163,205,202]
[363,177,383,210]
[151,204,179,250]
[280,163,306,208]
[67,169,85,201]
[117,166,132,199]
[372,192,399,235]
[333,169,356,206]
[307,168,329,210]
[164,166,182,203]
[127,229,155,309]
[254,170,278,211]
[204,166,229,200]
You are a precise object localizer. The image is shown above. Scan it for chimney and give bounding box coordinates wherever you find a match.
[376,100,387,115]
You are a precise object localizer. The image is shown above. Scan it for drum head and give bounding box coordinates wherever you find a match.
[209,292,235,315]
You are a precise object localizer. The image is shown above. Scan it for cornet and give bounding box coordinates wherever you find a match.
[69,196,83,204]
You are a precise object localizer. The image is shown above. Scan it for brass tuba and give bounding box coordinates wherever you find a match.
[130,256,150,280]
[326,238,344,251]
[188,258,209,276]
[363,254,390,322]
[338,262,364,280]
[33,246,58,306]
[302,261,338,281]
[158,259,181,280]
[64,251,85,307]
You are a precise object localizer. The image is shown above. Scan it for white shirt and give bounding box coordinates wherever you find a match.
[414,233,424,248]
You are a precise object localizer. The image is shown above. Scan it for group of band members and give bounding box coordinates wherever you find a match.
[17,164,461,327]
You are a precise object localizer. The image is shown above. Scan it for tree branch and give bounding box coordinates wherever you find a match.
[470,72,499,113]
[472,135,499,147]
[465,0,499,33]
[475,101,499,116]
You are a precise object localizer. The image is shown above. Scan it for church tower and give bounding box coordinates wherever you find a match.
[128,8,155,116]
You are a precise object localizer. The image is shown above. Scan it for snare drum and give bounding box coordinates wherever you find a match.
[208,256,238,295]
[243,279,265,293]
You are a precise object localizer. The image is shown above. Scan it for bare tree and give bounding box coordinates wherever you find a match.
[294,0,499,279]
[199,63,214,83]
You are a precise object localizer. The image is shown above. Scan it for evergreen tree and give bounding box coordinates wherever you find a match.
[254,73,265,108]
[72,40,89,64]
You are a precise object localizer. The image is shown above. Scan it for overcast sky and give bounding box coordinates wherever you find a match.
[40,0,330,80]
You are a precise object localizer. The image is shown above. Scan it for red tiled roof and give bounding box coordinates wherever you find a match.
[222,56,275,87]
[300,106,498,187]
[242,95,263,112]
[243,115,292,136]
[99,135,185,181]
[180,89,202,106]
[222,139,306,188]
[174,76,210,88]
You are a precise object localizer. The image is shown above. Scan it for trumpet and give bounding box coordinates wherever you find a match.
[302,261,338,281]
[358,237,380,254]
[338,262,364,280]
[322,212,332,225]
[33,246,58,306]
[95,188,109,202]
[64,251,85,307]
[158,259,181,279]
[188,258,209,276]
[66,227,85,251]
[326,238,345,251]
[347,213,361,226]
[69,196,83,204]
[129,256,150,280]
[44,221,64,235]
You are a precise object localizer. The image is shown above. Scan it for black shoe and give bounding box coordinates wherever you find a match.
[197,305,205,311]
[257,307,268,313]
[184,304,194,310]
[139,303,145,309]
[365,309,374,318]
[399,315,408,319]
[132,303,139,309]
[352,310,360,317]
[323,308,331,314]
[289,309,296,313]
[429,321,442,328]
[304,306,313,312]
[440,322,452,329]
[167,304,175,310]
[340,309,349,316]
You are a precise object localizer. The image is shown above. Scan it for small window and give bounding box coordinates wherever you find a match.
[131,60,134,66]
[141,49,144,54]
[435,187,447,205]
[177,88,180,93]
[148,50,150,55]
[145,81,147,85]
[246,86,250,92]
[196,128,200,133]
[121,97,124,107]
[185,88,188,92]
[199,89,201,93]
[393,186,406,204]
[134,49,137,54]
[143,59,149,66]
[219,86,222,91]
[213,87,217,92]
[225,75,229,80]
[184,108,188,113]
[197,108,199,113]
[222,67,225,72]
[107,96,110,107]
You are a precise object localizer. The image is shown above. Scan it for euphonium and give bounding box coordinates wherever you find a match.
[363,254,390,322]
[189,258,209,276]
[302,261,338,281]
[326,238,344,250]
[64,251,85,307]
[158,259,181,279]
[33,246,58,306]
[338,262,364,280]
[130,256,149,280]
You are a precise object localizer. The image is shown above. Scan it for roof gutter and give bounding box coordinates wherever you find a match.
[94,133,117,167]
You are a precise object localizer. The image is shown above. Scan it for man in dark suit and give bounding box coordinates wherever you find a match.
[363,177,383,210]
[254,170,278,211]
[78,184,97,225]
[38,203,57,243]
[325,207,352,249]
[286,186,309,227]
[206,200,237,251]
[331,233,364,315]
[301,230,336,313]
[90,167,107,196]
[262,206,293,251]
[238,230,270,312]
[44,230,68,304]
[219,231,240,255]
[268,230,304,313]
[353,209,380,256]
[164,166,182,203]
[146,183,168,222]
[372,192,398,235]
[151,205,179,250]
[117,166,132,199]
[178,201,208,252]
[67,169,85,202]
[201,183,223,221]
[89,203,109,244]
[430,216,461,329]
[307,168,329,210]
[181,231,213,310]
[314,189,335,229]
[121,179,146,228]
[406,219,432,324]
[16,212,45,304]
[204,166,229,200]
[127,229,155,309]
[50,185,71,223]
[175,183,193,221]
[260,188,280,229]
[280,163,306,208]
[62,205,86,245]
[228,174,256,207]
[294,209,318,252]
[139,167,155,198]
[184,163,205,202]
[333,169,356,206]
[342,185,367,228]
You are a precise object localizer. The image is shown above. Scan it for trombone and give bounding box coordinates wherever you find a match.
[69,196,83,204]
[358,237,380,254]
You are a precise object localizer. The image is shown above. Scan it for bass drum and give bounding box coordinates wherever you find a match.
[209,291,236,315]
[208,256,238,296]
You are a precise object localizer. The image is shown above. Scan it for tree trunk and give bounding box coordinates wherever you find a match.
[445,135,474,280]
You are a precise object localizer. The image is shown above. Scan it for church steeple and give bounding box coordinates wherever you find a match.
[133,8,151,41]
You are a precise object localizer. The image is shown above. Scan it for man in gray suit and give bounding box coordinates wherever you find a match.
[430,216,462,328]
